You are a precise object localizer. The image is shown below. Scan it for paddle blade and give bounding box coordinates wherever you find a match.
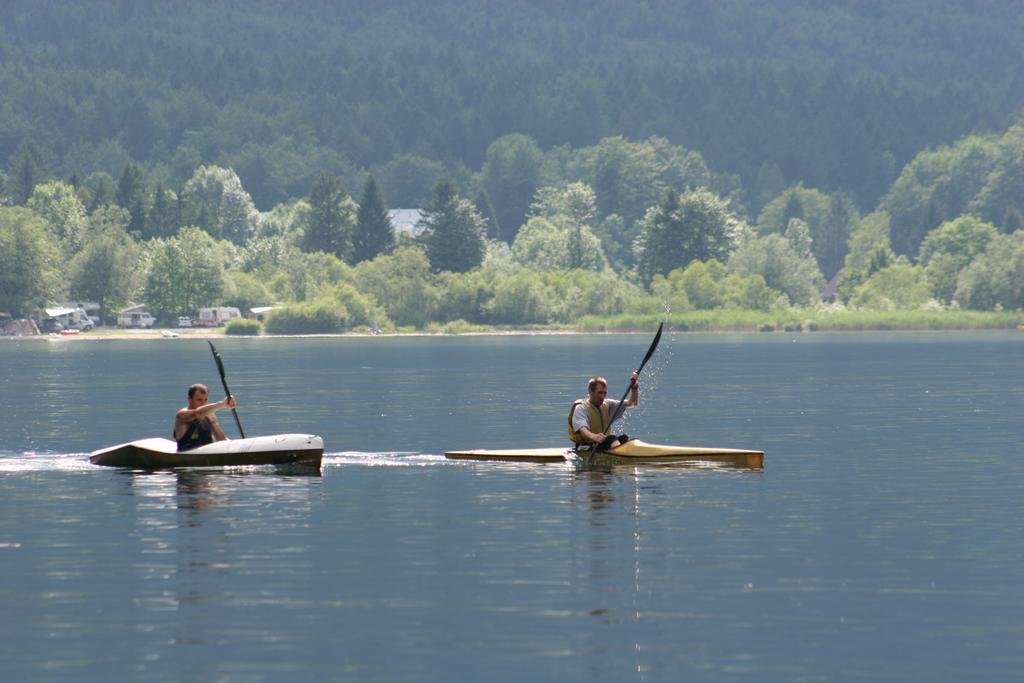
[208,341,226,378]
[609,322,664,427]
[637,322,664,374]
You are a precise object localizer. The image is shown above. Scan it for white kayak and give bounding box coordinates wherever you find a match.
[445,439,764,468]
[89,433,324,469]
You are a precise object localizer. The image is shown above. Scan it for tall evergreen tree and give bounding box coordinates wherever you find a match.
[116,163,147,236]
[147,181,179,239]
[473,188,500,240]
[303,173,355,262]
[353,175,395,263]
[419,177,486,273]
[780,189,804,231]
[8,144,44,205]
[88,175,116,212]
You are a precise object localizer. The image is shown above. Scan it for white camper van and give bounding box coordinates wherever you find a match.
[198,307,242,327]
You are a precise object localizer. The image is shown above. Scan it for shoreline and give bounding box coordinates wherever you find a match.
[6,324,1023,341]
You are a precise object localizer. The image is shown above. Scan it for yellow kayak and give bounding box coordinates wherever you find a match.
[445,439,764,468]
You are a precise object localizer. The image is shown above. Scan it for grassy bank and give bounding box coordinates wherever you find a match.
[575,309,1024,333]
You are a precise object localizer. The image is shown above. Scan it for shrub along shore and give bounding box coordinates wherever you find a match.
[14,309,1022,340]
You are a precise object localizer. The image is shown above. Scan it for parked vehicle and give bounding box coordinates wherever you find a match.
[117,309,156,328]
[198,307,242,327]
[177,316,193,328]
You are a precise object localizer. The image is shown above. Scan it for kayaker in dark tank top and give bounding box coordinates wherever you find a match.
[174,383,237,452]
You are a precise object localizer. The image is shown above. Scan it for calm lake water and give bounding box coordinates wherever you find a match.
[1,331,1022,682]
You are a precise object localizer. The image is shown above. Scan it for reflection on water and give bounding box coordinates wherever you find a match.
[1,333,1022,680]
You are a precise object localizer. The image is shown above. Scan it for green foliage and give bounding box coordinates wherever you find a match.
[653,260,782,312]
[510,216,607,272]
[353,175,395,263]
[570,136,717,229]
[143,226,228,320]
[27,181,88,257]
[880,122,1024,256]
[481,134,546,243]
[7,144,45,206]
[635,189,742,285]
[224,317,262,335]
[263,299,349,334]
[919,216,999,303]
[419,178,486,273]
[375,155,447,208]
[0,207,59,315]
[353,246,439,328]
[223,271,273,313]
[180,166,261,244]
[954,230,1024,310]
[757,186,857,279]
[270,250,354,303]
[485,270,557,325]
[850,264,933,310]
[302,173,355,261]
[116,163,147,236]
[67,207,142,320]
[728,223,825,306]
[838,211,897,302]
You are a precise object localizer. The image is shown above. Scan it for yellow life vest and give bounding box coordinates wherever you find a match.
[567,398,611,445]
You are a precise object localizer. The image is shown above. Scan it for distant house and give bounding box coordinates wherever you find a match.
[821,269,845,303]
[387,209,427,238]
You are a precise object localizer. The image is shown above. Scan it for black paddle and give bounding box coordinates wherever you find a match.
[208,341,245,438]
[608,322,664,428]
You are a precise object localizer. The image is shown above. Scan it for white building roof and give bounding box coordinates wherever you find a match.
[387,209,427,237]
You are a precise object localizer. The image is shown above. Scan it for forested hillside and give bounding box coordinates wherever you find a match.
[2,1,1022,329]
[2,0,1022,211]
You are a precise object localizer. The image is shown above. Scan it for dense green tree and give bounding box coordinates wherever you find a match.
[510,216,608,272]
[418,177,486,273]
[526,182,605,270]
[880,133,1002,257]
[302,173,356,261]
[918,216,999,303]
[180,165,261,244]
[353,175,395,263]
[147,181,179,239]
[473,188,500,240]
[116,163,148,235]
[8,144,45,206]
[954,230,1024,310]
[837,211,898,302]
[375,154,447,208]
[570,136,716,228]
[26,181,88,257]
[143,226,228,320]
[757,186,855,278]
[481,134,545,243]
[651,261,780,313]
[352,246,439,328]
[0,207,59,315]
[728,220,825,306]
[850,264,933,310]
[635,189,742,286]
[67,208,141,321]
[85,172,116,212]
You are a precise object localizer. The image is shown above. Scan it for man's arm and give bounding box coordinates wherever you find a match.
[209,414,228,441]
[174,397,236,438]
